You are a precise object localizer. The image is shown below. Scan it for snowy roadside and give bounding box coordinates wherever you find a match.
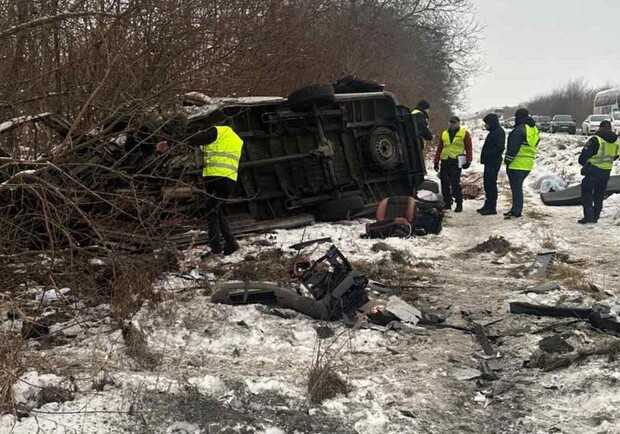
[1,125,619,434]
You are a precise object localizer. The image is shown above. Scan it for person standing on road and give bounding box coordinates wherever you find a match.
[578,120,619,224]
[504,108,540,219]
[478,113,506,215]
[156,122,244,255]
[411,100,434,146]
[433,116,473,213]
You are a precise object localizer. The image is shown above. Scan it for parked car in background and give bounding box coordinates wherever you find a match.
[549,114,576,134]
[534,115,551,132]
[582,114,610,135]
[609,110,620,134]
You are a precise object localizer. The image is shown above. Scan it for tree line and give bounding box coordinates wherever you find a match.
[0,0,480,136]
[495,79,614,124]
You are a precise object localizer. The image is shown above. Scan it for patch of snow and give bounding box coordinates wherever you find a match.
[187,374,226,396]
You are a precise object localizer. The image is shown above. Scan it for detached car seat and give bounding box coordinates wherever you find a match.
[365,192,444,238]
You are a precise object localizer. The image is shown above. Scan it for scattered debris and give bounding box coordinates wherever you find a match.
[523,281,562,294]
[529,251,556,278]
[289,237,332,251]
[527,334,620,371]
[382,296,422,326]
[471,322,497,357]
[510,302,620,336]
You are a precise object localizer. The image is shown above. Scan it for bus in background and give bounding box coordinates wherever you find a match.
[593,88,620,133]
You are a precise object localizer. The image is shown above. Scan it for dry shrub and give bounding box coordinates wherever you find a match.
[110,254,173,319]
[121,323,161,370]
[307,349,349,404]
[370,243,410,266]
[549,263,585,285]
[370,242,390,253]
[0,332,25,414]
[230,248,290,282]
[468,236,515,256]
[541,230,557,250]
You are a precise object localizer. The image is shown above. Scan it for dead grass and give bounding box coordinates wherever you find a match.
[121,322,161,370]
[111,258,165,319]
[468,236,516,256]
[526,209,553,220]
[370,242,410,266]
[541,230,557,250]
[307,337,350,404]
[549,263,585,282]
[229,248,290,282]
[0,331,25,414]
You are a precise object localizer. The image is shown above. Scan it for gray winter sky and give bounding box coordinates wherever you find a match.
[467,0,620,112]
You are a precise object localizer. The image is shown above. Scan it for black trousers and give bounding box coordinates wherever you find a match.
[581,170,610,221]
[439,158,462,207]
[204,176,237,252]
[482,161,501,211]
[507,168,530,217]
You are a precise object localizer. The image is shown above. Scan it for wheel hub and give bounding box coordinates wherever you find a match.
[375,137,395,160]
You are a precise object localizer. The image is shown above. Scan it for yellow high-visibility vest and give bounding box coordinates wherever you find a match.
[202,126,244,181]
[588,136,619,170]
[440,128,467,160]
[510,125,540,171]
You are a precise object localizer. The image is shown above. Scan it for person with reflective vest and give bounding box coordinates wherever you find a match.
[578,120,619,224]
[155,122,244,255]
[433,116,472,212]
[411,100,433,147]
[504,108,540,219]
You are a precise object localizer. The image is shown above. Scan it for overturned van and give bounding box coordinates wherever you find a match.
[179,83,428,222]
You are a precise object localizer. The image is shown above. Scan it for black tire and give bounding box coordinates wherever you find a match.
[287,84,335,112]
[332,76,384,94]
[316,195,364,222]
[417,179,439,194]
[367,127,401,170]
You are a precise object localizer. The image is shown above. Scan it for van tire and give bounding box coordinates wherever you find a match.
[287,85,335,112]
[368,127,401,170]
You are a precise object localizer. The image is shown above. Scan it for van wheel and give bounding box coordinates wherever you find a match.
[367,127,401,170]
[287,84,335,112]
[316,195,364,221]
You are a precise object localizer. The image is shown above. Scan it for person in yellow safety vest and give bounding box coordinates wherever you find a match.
[433,116,473,213]
[411,100,434,147]
[503,108,540,219]
[577,120,619,224]
[155,123,244,255]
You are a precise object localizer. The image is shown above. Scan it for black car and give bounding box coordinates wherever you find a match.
[549,114,576,134]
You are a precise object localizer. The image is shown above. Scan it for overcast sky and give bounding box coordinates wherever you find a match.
[466,0,620,112]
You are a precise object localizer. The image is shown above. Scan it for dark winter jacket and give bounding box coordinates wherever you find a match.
[412,106,433,142]
[187,126,218,147]
[505,116,537,166]
[579,128,619,175]
[481,114,505,165]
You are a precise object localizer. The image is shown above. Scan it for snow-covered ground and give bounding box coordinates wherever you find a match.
[1,126,619,434]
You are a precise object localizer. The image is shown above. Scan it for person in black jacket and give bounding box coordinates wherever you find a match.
[477,113,505,215]
[411,100,433,146]
[578,120,619,224]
